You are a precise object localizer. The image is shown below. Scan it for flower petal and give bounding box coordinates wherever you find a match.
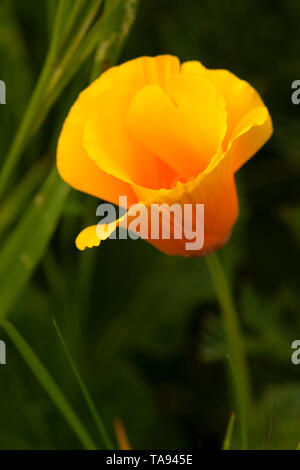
[57,79,137,206]
[148,154,238,256]
[182,62,273,170]
[229,106,273,171]
[107,54,181,90]
[76,219,121,251]
[126,74,227,181]
[76,225,101,251]
[83,86,165,189]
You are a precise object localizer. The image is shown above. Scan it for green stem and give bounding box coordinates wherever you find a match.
[222,412,236,450]
[0,55,54,199]
[0,0,103,200]
[45,0,103,96]
[0,0,72,198]
[205,252,251,448]
[50,0,88,57]
[226,355,248,449]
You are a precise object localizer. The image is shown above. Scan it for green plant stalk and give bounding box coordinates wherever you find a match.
[45,0,103,95]
[226,355,248,449]
[50,0,89,57]
[0,0,102,200]
[46,0,57,34]
[0,55,53,199]
[32,0,109,133]
[205,252,251,446]
[48,0,76,62]
[41,0,120,116]
[53,319,114,449]
[1,320,97,450]
[0,159,48,239]
[222,412,236,450]
[91,0,140,79]
[0,0,68,199]
[0,168,69,319]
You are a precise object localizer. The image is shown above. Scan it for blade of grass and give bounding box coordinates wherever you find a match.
[48,0,76,62]
[39,0,121,122]
[39,0,140,127]
[0,60,52,198]
[222,412,236,450]
[46,0,57,34]
[46,0,103,91]
[0,0,72,198]
[91,0,140,79]
[32,0,105,134]
[1,319,97,450]
[0,0,102,199]
[0,158,48,239]
[226,355,248,450]
[57,0,90,52]
[53,319,114,449]
[0,168,69,319]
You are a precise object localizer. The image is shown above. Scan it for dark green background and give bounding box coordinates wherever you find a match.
[0,0,299,449]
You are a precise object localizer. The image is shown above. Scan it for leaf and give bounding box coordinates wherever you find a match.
[0,167,69,319]
[0,1,32,157]
[41,0,134,116]
[91,0,140,79]
[0,159,48,240]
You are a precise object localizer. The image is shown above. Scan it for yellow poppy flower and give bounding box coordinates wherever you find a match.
[57,55,272,256]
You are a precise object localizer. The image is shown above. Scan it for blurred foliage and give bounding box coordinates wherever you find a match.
[0,0,299,450]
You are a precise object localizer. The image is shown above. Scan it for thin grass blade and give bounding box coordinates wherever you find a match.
[226,355,248,450]
[0,159,48,239]
[48,0,75,61]
[0,168,69,319]
[222,412,236,450]
[91,0,140,79]
[1,319,97,450]
[53,319,114,449]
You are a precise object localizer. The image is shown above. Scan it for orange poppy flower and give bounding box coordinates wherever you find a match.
[57,55,272,257]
